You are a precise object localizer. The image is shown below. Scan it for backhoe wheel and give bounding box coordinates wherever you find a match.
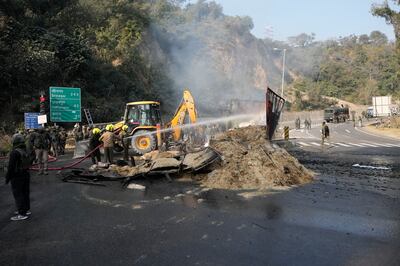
[131,130,157,155]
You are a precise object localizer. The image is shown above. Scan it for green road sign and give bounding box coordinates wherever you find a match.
[49,87,81,122]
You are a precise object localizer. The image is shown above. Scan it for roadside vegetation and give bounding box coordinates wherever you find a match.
[0,0,399,129]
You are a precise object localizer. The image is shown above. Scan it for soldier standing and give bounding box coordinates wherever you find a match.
[321,122,330,145]
[58,128,67,155]
[49,127,58,157]
[33,128,51,175]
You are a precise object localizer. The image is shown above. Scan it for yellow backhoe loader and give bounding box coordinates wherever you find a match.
[117,89,197,155]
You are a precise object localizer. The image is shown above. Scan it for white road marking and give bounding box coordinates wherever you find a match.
[345,129,351,133]
[359,143,378,147]
[298,142,311,147]
[352,164,391,170]
[371,143,393,148]
[325,142,337,146]
[347,143,365,147]
[384,143,400,147]
[297,140,400,149]
[335,143,352,147]
[310,142,321,146]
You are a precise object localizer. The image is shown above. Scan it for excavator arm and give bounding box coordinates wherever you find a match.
[168,90,197,141]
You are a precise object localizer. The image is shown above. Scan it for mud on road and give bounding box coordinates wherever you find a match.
[283,144,400,199]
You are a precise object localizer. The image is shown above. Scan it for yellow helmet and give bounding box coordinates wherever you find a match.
[122,125,128,131]
[106,124,114,131]
[92,128,101,135]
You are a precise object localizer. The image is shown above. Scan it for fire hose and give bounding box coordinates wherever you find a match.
[29,144,103,171]
[2,127,120,171]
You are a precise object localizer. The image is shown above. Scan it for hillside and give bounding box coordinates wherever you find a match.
[0,0,399,131]
[0,0,283,128]
[276,32,399,108]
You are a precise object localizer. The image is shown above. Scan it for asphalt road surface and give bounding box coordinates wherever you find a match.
[1,122,399,266]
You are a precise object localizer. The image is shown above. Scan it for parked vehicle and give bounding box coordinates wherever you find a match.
[324,107,350,123]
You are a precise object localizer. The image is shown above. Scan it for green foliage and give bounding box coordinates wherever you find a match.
[372,0,400,56]
[290,79,337,111]
[1,0,398,124]
[0,0,176,125]
[286,30,399,108]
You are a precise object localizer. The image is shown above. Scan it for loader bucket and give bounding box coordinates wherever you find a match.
[73,139,89,159]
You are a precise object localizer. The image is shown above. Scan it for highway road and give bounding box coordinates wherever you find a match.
[290,121,400,152]
[0,122,399,266]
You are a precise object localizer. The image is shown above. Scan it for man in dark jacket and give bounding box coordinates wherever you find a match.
[5,135,31,221]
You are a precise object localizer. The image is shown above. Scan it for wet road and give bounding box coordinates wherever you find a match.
[1,123,400,265]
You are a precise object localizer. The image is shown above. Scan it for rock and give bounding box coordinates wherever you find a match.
[97,162,109,168]
[127,183,146,190]
[88,164,98,172]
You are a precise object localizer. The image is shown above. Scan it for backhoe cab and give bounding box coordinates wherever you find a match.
[124,101,161,155]
[122,90,197,155]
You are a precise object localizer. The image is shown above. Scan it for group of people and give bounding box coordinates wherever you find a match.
[4,123,135,221]
[295,117,312,130]
[13,126,67,175]
[5,127,66,221]
[72,123,91,142]
[88,124,135,166]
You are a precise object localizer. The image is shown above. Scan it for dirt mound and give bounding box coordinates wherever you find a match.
[201,126,313,190]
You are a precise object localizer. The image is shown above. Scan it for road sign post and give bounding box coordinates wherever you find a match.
[38,114,48,127]
[24,113,42,129]
[49,87,81,122]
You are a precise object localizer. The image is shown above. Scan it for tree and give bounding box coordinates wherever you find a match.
[372,1,400,52]
[369,30,388,45]
[358,34,370,44]
[287,33,315,47]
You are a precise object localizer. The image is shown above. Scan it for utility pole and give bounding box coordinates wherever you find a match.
[281,49,286,97]
[273,48,287,97]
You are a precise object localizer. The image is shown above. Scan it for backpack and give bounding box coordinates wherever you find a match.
[15,148,31,171]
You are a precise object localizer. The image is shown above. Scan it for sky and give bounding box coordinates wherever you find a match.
[208,0,396,41]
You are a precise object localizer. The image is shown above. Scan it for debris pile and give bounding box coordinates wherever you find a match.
[67,126,313,190]
[81,148,221,186]
[201,126,313,190]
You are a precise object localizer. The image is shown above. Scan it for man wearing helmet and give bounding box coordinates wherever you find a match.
[120,125,135,166]
[99,124,116,164]
[5,135,31,221]
[89,128,102,164]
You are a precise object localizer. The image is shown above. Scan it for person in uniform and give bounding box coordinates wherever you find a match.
[99,124,116,164]
[89,128,102,164]
[5,134,31,221]
[120,125,135,166]
[321,121,330,145]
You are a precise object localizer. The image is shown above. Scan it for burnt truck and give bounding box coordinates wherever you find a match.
[324,107,350,123]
